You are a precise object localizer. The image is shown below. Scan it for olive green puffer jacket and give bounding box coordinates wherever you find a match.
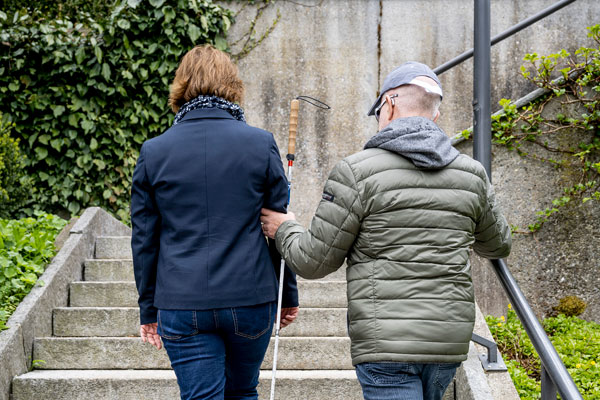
[275,125,511,365]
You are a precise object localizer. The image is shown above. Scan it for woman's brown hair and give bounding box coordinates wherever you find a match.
[168,45,244,113]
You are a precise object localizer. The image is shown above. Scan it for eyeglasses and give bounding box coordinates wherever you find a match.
[374,94,398,122]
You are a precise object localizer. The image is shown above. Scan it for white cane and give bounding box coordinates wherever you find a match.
[270,99,299,400]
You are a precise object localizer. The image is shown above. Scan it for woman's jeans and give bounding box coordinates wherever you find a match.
[355,362,461,400]
[158,302,276,400]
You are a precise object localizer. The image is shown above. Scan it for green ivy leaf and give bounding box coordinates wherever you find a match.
[188,24,201,42]
[3,266,18,279]
[52,105,66,117]
[162,6,176,23]
[101,63,111,81]
[117,19,131,30]
[90,138,98,151]
[127,0,142,8]
[94,46,103,63]
[67,201,80,214]
[35,147,48,160]
[214,35,227,51]
[150,0,166,8]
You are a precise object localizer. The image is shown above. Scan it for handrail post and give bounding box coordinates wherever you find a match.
[473,0,492,178]
[541,365,558,400]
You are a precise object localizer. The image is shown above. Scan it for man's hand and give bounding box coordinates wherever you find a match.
[140,323,162,350]
[279,307,299,329]
[260,208,296,239]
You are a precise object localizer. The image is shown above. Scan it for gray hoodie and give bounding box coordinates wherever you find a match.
[364,116,459,169]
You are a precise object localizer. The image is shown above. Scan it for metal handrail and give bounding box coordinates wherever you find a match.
[491,260,583,400]
[459,0,584,398]
[434,0,577,75]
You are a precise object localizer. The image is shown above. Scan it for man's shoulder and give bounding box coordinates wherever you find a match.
[446,154,488,182]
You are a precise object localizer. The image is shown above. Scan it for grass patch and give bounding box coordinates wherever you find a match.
[487,306,600,399]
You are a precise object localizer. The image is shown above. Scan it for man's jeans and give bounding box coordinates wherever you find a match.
[157,302,276,400]
[355,362,461,400]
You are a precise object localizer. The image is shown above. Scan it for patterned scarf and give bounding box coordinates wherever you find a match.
[172,94,246,126]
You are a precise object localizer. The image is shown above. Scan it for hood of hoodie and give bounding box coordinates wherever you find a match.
[364,116,459,169]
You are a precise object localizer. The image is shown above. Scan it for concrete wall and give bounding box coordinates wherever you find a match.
[224,0,600,320]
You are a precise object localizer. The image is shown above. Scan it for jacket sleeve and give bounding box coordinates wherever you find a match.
[263,135,297,305]
[473,173,512,259]
[275,159,363,279]
[130,144,161,325]
[263,135,288,213]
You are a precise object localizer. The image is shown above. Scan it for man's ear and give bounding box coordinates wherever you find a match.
[384,95,394,121]
[432,109,440,123]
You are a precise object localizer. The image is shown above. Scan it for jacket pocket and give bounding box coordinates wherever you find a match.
[232,302,273,339]
[157,309,198,340]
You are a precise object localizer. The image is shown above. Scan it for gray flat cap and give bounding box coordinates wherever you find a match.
[367,61,443,116]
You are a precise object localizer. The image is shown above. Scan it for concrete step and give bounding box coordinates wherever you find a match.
[70,281,347,308]
[53,307,348,337]
[33,337,353,370]
[84,259,134,281]
[85,258,347,281]
[95,236,132,259]
[12,369,365,400]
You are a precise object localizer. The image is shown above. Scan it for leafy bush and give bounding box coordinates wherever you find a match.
[0,0,233,221]
[0,0,117,19]
[487,306,600,399]
[0,113,30,218]
[0,212,66,331]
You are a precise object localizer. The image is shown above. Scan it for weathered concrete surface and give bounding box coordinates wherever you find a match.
[225,0,380,225]
[84,259,134,281]
[380,0,600,136]
[53,307,348,337]
[224,0,600,321]
[70,280,347,308]
[33,336,353,370]
[12,370,367,400]
[95,236,132,259]
[0,208,131,400]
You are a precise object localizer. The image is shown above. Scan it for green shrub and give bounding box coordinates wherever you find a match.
[0,212,66,330]
[0,0,117,19]
[0,113,31,218]
[0,0,233,221]
[554,295,587,317]
[487,306,600,399]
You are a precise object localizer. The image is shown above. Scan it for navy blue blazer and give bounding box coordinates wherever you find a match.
[131,108,298,324]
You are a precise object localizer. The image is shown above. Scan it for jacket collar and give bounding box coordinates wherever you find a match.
[178,108,237,123]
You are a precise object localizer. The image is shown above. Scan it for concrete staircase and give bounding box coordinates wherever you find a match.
[11,236,367,399]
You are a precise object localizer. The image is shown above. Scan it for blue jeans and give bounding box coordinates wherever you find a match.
[355,362,461,400]
[158,302,276,400]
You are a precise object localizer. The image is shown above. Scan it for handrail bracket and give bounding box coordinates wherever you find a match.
[471,333,508,372]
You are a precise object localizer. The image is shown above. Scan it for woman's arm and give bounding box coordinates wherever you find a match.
[131,144,161,326]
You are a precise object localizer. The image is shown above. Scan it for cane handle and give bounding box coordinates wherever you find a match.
[288,99,300,156]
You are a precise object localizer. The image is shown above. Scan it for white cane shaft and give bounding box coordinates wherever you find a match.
[270,258,286,400]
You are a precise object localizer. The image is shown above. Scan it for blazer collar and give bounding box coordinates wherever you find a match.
[179,108,237,123]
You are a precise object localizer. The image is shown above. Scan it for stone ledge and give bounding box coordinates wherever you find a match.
[0,208,130,400]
